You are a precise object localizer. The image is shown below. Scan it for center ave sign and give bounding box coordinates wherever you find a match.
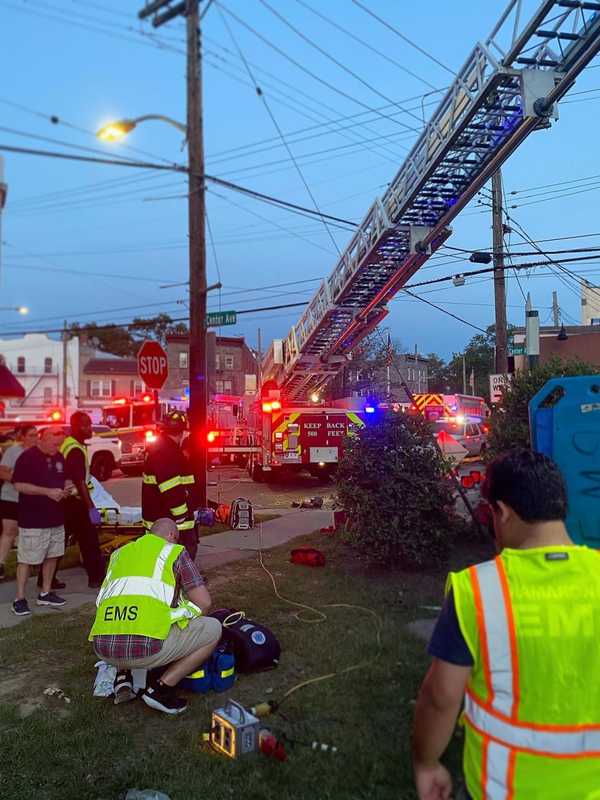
[137,340,169,390]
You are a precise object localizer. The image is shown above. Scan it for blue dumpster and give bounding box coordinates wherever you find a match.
[529,376,600,546]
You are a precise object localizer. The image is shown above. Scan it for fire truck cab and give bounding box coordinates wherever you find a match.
[247,385,364,482]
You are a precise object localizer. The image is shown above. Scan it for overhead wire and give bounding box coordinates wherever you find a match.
[255,0,424,131]
[350,0,456,76]
[216,3,343,255]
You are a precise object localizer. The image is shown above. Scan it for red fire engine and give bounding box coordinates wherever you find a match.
[246,383,365,482]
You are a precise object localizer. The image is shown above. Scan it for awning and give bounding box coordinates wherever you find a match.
[0,365,25,398]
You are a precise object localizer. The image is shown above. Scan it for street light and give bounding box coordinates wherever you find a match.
[97,114,187,142]
[0,306,29,314]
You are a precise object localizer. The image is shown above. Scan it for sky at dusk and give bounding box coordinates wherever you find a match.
[1,0,599,360]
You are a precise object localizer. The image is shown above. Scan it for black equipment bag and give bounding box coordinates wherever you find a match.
[209,608,280,673]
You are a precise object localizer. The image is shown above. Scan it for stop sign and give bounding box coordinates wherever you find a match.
[137,340,169,390]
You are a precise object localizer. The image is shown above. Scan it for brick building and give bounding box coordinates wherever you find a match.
[165,333,259,398]
[78,340,143,420]
[512,324,600,369]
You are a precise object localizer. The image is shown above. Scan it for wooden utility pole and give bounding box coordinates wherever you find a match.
[552,290,560,327]
[139,0,207,507]
[62,320,68,417]
[185,0,208,507]
[491,170,508,375]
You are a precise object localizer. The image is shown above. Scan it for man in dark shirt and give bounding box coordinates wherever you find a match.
[12,427,68,616]
[56,411,104,589]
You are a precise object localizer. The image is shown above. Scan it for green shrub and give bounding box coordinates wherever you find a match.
[335,412,458,569]
[487,357,600,459]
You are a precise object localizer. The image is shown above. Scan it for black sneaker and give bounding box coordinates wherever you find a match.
[12,598,31,616]
[114,670,137,705]
[36,592,66,608]
[142,680,187,715]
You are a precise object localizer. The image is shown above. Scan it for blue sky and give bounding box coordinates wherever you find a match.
[1,0,599,359]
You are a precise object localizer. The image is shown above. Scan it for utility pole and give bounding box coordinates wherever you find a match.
[491,170,508,375]
[140,0,207,507]
[552,290,560,327]
[462,354,467,394]
[62,320,68,417]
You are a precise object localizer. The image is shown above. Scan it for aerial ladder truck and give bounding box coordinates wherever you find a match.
[247,0,600,482]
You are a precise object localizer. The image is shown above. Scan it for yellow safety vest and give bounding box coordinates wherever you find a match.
[449,546,600,800]
[60,436,94,493]
[88,533,201,641]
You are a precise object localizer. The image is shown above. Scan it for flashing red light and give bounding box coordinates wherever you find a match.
[207,430,219,443]
[262,402,273,413]
[142,394,152,403]
[48,410,63,422]
[114,397,127,405]
[145,430,157,443]
[270,400,282,411]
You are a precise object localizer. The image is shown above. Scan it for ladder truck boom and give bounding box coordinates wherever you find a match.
[263,0,600,401]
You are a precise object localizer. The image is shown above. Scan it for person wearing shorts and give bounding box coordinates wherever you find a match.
[90,518,221,715]
[0,424,38,581]
[11,427,68,616]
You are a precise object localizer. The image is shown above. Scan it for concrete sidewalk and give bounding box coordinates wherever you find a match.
[0,509,330,630]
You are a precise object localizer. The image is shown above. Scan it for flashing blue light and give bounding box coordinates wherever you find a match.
[365,405,376,414]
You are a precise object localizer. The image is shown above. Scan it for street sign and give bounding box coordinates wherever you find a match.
[489,372,512,404]
[137,340,169,390]
[206,310,237,327]
[510,343,526,356]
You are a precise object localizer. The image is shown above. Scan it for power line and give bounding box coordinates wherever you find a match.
[256,0,424,131]
[293,0,439,90]
[401,289,487,333]
[216,4,343,255]
[350,0,456,76]
[215,2,422,140]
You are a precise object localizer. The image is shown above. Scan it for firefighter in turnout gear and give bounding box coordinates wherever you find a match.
[142,411,198,560]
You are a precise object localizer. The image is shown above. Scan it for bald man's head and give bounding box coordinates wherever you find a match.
[151,518,179,542]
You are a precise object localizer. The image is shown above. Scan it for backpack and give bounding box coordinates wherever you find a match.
[209,608,280,673]
[229,497,254,530]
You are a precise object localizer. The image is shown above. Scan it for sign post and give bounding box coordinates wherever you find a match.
[138,340,169,425]
[489,372,512,404]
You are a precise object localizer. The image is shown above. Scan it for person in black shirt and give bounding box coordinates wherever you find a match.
[12,428,68,616]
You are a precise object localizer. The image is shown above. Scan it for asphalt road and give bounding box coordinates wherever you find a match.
[104,466,335,511]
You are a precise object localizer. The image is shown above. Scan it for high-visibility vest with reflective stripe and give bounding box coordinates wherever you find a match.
[88,533,198,641]
[60,436,94,492]
[449,546,600,800]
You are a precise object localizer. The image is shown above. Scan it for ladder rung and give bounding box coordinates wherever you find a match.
[536,29,581,41]
[517,56,560,66]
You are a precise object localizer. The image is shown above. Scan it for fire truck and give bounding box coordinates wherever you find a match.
[410,393,489,423]
[246,383,365,482]
[102,393,256,474]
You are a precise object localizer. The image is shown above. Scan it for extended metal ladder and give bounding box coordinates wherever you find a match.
[263,0,600,400]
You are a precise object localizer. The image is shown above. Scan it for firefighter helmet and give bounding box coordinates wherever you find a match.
[160,410,188,433]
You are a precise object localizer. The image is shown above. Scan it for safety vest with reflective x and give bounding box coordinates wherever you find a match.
[88,533,201,641]
[142,472,195,531]
[60,436,94,493]
[449,546,600,800]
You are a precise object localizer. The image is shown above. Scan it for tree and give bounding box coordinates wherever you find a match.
[487,356,600,459]
[425,352,451,393]
[329,332,403,400]
[446,327,495,398]
[335,412,459,569]
[70,314,189,358]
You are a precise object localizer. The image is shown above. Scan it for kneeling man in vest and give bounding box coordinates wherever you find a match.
[412,448,600,800]
[89,517,221,715]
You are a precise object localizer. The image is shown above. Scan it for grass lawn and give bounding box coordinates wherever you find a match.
[0,532,487,800]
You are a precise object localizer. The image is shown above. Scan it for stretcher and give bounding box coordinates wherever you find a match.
[90,477,145,555]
